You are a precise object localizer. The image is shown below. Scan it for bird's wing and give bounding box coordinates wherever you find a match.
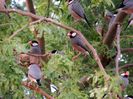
[31,46,41,54]
[71,1,85,18]
[28,64,42,79]
[75,36,88,52]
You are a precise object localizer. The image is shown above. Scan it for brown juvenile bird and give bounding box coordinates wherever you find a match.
[0,0,10,18]
[67,0,90,26]
[67,31,89,60]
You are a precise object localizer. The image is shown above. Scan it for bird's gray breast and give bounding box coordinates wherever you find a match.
[121,77,129,87]
[28,64,42,79]
[31,46,41,54]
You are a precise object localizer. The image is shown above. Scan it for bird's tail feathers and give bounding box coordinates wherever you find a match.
[84,14,91,27]
[36,79,41,86]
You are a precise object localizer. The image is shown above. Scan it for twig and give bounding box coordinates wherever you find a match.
[121,35,133,38]
[9,24,28,40]
[119,64,133,71]
[115,25,121,76]
[22,82,54,99]
[121,48,133,53]
[9,18,45,40]
[0,9,108,77]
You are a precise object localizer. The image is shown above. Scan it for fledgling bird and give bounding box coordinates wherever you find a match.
[124,95,133,99]
[28,64,42,86]
[125,14,133,30]
[120,71,129,91]
[67,0,90,26]
[118,0,133,14]
[0,0,10,18]
[67,31,89,60]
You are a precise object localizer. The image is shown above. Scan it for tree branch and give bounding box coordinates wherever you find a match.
[121,48,133,53]
[100,11,128,67]
[22,82,54,99]
[119,64,133,71]
[115,25,121,75]
[0,9,108,77]
[8,18,45,40]
[26,0,45,53]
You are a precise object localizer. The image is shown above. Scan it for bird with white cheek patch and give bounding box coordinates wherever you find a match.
[67,31,89,60]
[0,0,10,18]
[67,0,90,26]
[28,40,42,65]
[120,71,129,91]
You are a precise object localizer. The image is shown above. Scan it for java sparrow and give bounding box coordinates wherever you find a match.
[28,40,42,55]
[120,71,129,91]
[67,31,89,60]
[28,40,42,65]
[67,0,90,26]
[0,0,10,18]
[28,64,42,86]
[118,0,133,14]
[124,95,133,99]
[125,14,133,30]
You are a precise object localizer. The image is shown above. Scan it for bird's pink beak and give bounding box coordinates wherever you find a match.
[28,41,32,46]
[67,33,71,36]
[125,71,129,76]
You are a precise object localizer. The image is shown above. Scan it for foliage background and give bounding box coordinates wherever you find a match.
[0,0,133,98]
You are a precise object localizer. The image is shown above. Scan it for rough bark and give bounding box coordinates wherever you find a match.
[100,11,128,66]
[26,0,44,53]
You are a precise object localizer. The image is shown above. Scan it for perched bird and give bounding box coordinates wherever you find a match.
[124,95,133,99]
[125,14,133,30]
[118,0,133,14]
[0,0,10,18]
[28,40,42,54]
[28,40,42,65]
[120,71,129,91]
[67,0,90,26]
[28,64,42,86]
[67,31,89,60]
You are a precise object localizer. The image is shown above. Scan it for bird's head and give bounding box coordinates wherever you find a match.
[28,40,39,47]
[67,31,77,38]
[121,71,129,78]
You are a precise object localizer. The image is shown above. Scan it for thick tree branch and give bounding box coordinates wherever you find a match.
[0,9,108,77]
[115,25,121,75]
[22,82,54,99]
[26,0,45,53]
[103,11,127,47]
[121,48,133,53]
[119,64,133,71]
[100,11,128,67]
